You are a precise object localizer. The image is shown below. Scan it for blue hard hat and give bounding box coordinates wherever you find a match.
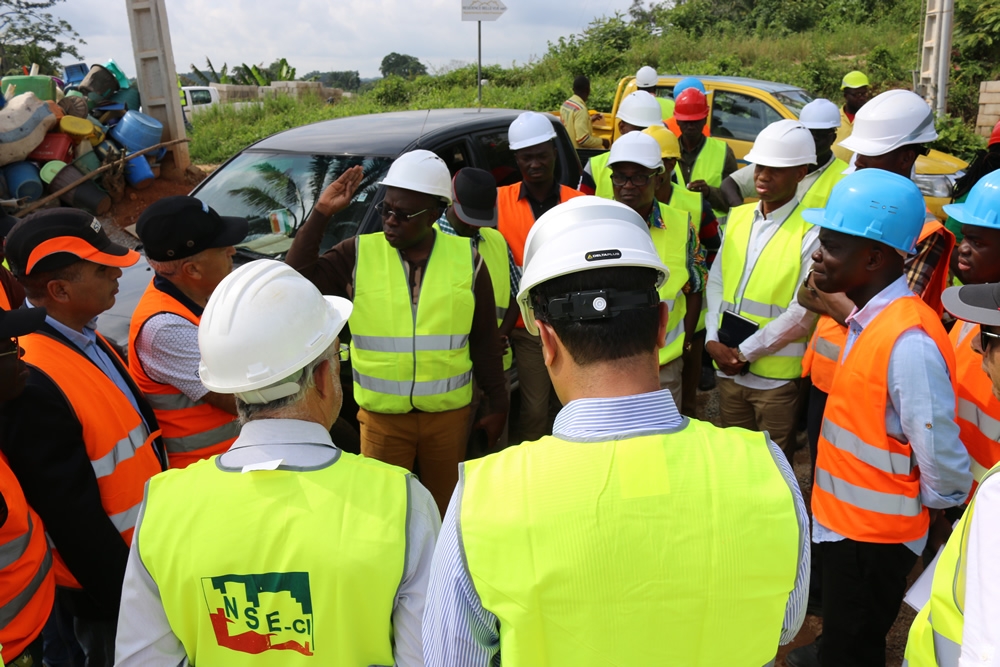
[673,77,706,97]
[802,169,926,254]
[943,169,1000,229]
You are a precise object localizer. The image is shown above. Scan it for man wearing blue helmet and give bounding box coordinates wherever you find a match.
[786,170,972,667]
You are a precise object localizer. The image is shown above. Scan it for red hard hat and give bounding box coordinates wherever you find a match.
[990,119,1000,147]
[673,88,709,121]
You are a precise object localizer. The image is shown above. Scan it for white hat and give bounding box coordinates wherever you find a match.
[617,91,664,129]
[838,89,938,157]
[508,111,558,151]
[636,66,659,89]
[607,131,665,171]
[743,119,817,167]
[799,99,841,129]
[380,149,452,204]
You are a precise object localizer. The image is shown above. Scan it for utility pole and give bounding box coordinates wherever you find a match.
[919,0,954,116]
[125,0,189,174]
[461,0,507,108]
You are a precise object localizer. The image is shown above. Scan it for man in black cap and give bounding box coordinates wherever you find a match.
[436,168,518,451]
[0,208,166,667]
[128,196,248,470]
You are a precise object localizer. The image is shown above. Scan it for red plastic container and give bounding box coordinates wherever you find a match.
[28,133,73,163]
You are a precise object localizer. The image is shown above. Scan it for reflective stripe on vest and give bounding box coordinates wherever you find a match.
[21,331,163,588]
[478,227,513,371]
[719,203,811,379]
[949,322,1000,494]
[591,151,613,199]
[139,454,410,665]
[813,296,953,543]
[128,280,239,469]
[351,231,475,413]
[667,185,710,332]
[802,316,847,392]
[0,456,55,663]
[651,202,691,366]
[904,463,1000,667]
[460,421,799,666]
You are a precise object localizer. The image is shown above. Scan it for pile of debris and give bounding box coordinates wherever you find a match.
[0,60,182,220]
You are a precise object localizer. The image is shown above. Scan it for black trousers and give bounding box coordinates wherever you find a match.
[806,385,828,484]
[819,539,918,667]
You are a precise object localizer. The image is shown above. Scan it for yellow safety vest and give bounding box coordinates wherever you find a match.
[652,201,692,366]
[690,137,729,220]
[668,184,710,333]
[460,418,799,666]
[138,453,410,666]
[477,228,513,371]
[591,151,613,199]
[799,158,849,210]
[351,231,475,413]
[719,203,812,379]
[904,462,1000,667]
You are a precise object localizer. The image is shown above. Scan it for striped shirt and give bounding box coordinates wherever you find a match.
[422,389,811,665]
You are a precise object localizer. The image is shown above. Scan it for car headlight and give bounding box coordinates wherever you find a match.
[912,173,957,199]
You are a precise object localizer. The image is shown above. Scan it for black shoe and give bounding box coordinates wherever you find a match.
[698,366,717,391]
[786,641,821,667]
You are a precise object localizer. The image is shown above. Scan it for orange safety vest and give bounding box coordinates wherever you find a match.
[128,280,239,469]
[497,183,584,328]
[812,295,955,544]
[950,321,1000,494]
[0,285,10,310]
[0,455,54,663]
[665,117,710,138]
[802,222,954,392]
[21,331,163,588]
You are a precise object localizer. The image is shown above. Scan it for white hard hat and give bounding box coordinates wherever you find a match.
[607,131,664,171]
[617,91,664,129]
[799,98,841,129]
[635,66,659,89]
[379,149,452,204]
[508,111,557,151]
[743,119,817,167]
[516,197,668,335]
[198,260,353,404]
[838,89,938,157]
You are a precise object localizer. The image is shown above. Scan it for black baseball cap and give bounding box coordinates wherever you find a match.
[5,208,139,277]
[452,168,498,228]
[943,283,1000,327]
[136,196,248,261]
[0,306,45,338]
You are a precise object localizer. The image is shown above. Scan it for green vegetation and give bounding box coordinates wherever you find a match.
[1,0,83,76]
[191,0,1000,164]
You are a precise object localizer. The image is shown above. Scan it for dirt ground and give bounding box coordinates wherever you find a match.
[100,164,209,245]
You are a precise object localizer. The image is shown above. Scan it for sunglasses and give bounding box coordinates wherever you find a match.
[0,337,21,359]
[610,172,656,188]
[375,202,431,222]
[982,329,1000,352]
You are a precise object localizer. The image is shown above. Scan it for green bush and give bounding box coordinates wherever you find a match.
[929,114,986,162]
[371,75,411,106]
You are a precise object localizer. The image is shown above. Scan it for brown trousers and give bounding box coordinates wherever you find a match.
[717,376,801,456]
[511,328,556,442]
[358,405,472,516]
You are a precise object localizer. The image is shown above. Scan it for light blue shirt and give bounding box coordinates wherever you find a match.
[26,300,146,423]
[422,389,811,666]
[812,276,973,554]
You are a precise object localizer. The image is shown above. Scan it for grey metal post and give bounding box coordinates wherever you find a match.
[936,0,954,116]
[478,20,482,108]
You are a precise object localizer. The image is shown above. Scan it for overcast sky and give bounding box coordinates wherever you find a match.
[55,0,637,80]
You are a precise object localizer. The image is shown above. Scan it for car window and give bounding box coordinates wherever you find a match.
[190,89,213,106]
[193,152,392,257]
[773,89,814,118]
[435,141,470,174]
[710,90,783,142]
[474,131,522,187]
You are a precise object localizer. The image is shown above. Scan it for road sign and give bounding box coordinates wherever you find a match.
[462,0,506,21]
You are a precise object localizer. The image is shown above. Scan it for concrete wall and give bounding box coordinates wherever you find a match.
[210,81,342,104]
[976,80,1000,137]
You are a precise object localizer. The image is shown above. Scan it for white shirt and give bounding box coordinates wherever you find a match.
[134,313,209,401]
[705,197,820,389]
[728,153,838,201]
[114,418,440,667]
[960,470,1000,666]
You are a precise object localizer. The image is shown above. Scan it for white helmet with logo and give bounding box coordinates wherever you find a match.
[199,260,353,404]
[636,66,659,89]
[516,197,668,335]
[608,131,665,171]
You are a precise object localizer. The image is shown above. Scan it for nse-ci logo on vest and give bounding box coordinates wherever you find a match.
[202,573,315,656]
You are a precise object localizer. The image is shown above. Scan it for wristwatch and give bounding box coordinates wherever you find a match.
[736,349,748,364]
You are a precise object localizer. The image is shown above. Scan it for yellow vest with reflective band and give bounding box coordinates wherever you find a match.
[477,228,513,371]
[651,201,691,366]
[591,151,613,199]
[139,453,409,666]
[904,463,1000,667]
[719,203,812,379]
[668,184,710,332]
[351,231,475,414]
[460,419,800,666]
[799,158,849,211]
[690,137,728,220]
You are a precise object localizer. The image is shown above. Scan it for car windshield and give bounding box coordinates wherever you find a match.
[773,89,814,117]
[194,151,392,257]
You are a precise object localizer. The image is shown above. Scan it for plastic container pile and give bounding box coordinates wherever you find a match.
[0,59,169,218]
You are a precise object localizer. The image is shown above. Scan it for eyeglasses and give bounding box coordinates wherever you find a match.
[375,202,431,222]
[610,172,656,188]
[337,343,350,362]
[0,337,20,359]
[981,329,1000,353]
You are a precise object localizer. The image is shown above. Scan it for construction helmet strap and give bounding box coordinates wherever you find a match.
[534,288,659,323]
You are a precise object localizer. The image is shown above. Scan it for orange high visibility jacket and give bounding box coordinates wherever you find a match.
[128,280,239,469]
[812,295,955,543]
[802,222,954,393]
[950,321,1000,494]
[0,285,9,310]
[21,331,163,587]
[665,117,710,138]
[497,183,584,328]
[0,455,54,663]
